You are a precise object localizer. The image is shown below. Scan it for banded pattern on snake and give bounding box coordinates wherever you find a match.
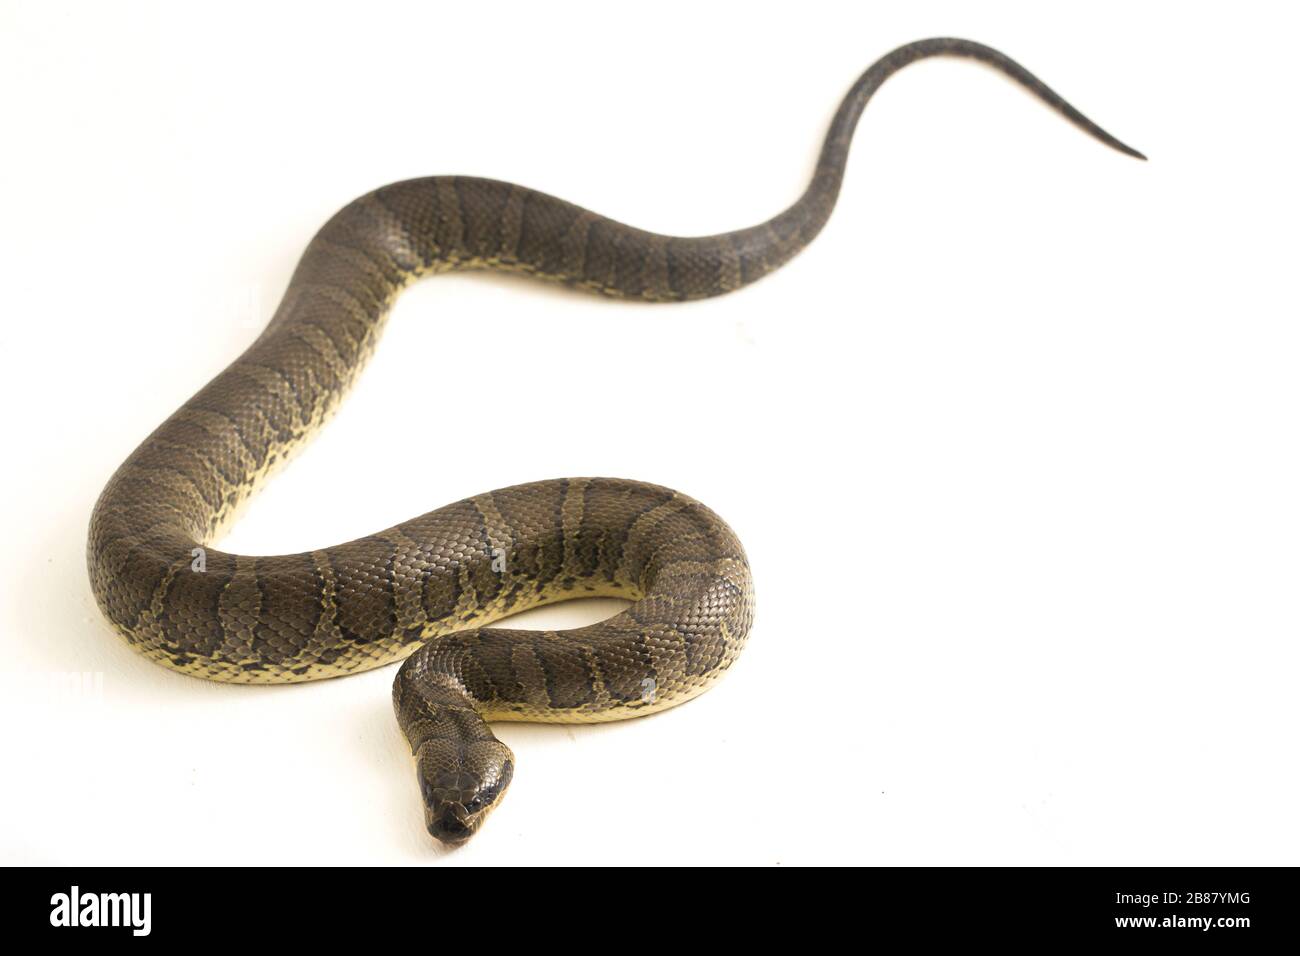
[86,38,1143,843]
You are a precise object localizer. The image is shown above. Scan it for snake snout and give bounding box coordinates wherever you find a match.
[426,801,476,844]
[417,769,490,844]
[416,757,514,845]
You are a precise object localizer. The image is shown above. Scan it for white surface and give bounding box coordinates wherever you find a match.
[1,1,1297,865]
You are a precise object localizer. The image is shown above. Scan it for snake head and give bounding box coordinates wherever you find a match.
[417,747,514,845]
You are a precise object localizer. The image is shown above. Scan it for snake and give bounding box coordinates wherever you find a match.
[86,38,1143,845]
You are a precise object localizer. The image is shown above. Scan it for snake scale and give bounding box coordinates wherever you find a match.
[86,38,1143,844]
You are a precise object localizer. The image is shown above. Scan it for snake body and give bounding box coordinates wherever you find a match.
[86,39,1142,843]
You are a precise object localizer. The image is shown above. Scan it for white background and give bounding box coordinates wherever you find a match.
[1,1,1297,866]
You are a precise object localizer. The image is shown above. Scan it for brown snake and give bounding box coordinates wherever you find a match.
[86,38,1143,843]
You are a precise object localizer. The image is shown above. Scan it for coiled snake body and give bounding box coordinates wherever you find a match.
[87,39,1142,843]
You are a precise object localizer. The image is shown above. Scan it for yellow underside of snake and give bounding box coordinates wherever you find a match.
[85,38,1142,843]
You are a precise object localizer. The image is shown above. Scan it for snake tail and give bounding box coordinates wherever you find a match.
[85,38,1142,844]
